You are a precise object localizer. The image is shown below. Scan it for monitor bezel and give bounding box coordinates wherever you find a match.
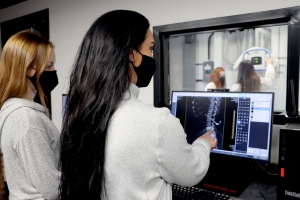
[207,88,230,92]
[62,94,67,120]
[171,90,274,165]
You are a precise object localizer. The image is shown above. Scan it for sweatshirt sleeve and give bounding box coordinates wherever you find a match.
[230,83,241,92]
[260,64,275,90]
[204,82,216,91]
[15,128,61,200]
[157,109,211,187]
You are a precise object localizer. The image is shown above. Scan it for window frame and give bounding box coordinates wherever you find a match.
[153,6,300,114]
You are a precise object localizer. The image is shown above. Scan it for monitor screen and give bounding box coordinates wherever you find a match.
[171,91,274,163]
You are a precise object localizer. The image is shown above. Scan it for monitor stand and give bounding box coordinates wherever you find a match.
[196,153,252,197]
[286,110,299,117]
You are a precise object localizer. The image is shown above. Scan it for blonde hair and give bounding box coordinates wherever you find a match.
[0,29,54,109]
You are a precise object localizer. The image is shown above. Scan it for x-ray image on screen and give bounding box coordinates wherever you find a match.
[175,96,238,150]
[171,91,274,163]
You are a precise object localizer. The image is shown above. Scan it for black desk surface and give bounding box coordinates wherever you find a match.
[237,181,277,200]
[173,163,278,200]
[173,181,277,200]
[219,163,278,200]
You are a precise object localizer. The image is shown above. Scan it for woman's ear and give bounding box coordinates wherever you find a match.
[26,67,36,78]
[129,49,139,62]
[129,52,134,62]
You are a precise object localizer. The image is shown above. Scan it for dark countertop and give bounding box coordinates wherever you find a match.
[238,182,277,200]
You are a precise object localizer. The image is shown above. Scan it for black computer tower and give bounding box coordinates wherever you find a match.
[278,123,300,199]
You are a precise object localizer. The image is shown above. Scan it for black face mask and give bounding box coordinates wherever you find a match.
[28,70,59,93]
[219,76,225,85]
[132,54,156,88]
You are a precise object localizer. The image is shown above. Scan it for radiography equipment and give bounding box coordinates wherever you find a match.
[233,47,272,71]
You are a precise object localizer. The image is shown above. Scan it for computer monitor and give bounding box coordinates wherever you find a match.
[206,88,229,92]
[171,91,274,196]
[171,91,274,164]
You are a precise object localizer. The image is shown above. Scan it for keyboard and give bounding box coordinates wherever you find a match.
[172,184,236,200]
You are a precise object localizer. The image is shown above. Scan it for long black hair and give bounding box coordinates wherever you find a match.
[59,10,149,200]
[237,60,261,92]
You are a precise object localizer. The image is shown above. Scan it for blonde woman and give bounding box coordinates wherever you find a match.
[0,30,61,200]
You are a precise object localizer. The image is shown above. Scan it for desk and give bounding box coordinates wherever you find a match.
[173,164,278,200]
[237,182,277,200]
[173,181,277,200]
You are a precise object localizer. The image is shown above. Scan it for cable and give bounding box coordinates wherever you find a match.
[259,190,267,200]
[257,164,278,176]
[252,163,278,200]
[252,175,268,200]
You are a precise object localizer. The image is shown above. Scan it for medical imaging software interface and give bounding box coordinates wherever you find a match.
[171,92,274,162]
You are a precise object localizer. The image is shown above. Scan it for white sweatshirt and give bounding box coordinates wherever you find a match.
[0,98,61,200]
[104,84,211,200]
[204,82,217,91]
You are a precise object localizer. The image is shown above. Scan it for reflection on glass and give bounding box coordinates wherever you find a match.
[169,25,287,110]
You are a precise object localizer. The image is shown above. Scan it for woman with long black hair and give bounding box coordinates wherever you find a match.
[59,10,216,200]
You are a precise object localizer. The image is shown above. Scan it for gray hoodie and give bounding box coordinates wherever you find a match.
[0,98,61,200]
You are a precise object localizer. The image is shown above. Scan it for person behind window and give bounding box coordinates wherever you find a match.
[230,58,274,92]
[59,10,217,200]
[204,67,226,91]
[0,30,61,200]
